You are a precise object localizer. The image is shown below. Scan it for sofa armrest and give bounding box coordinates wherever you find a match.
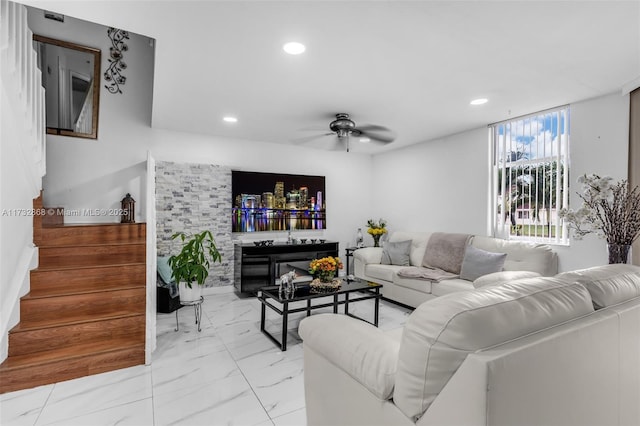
[354,247,384,264]
[299,313,400,400]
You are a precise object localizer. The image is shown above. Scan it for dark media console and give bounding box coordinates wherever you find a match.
[234,241,339,294]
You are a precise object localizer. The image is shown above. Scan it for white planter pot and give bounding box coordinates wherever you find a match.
[178,281,202,303]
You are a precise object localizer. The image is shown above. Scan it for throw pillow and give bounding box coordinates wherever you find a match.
[473,270,541,289]
[381,240,411,266]
[421,232,472,274]
[157,255,175,284]
[459,245,507,281]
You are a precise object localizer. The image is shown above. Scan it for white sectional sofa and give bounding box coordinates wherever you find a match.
[354,231,558,308]
[299,264,640,426]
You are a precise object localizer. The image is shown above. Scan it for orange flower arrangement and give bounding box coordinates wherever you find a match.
[309,256,343,282]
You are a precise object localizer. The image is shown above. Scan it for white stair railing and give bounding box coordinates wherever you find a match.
[0,0,47,188]
[0,0,47,361]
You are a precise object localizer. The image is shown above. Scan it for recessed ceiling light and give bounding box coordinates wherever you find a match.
[283,42,306,55]
[470,98,488,105]
[223,116,238,123]
[359,137,371,143]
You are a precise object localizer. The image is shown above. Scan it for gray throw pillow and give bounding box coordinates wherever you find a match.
[459,245,507,281]
[381,240,412,266]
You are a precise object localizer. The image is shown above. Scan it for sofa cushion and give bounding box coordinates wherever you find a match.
[556,264,640,309]
[422,233,472,274]
[473,270,541,288]
[459,245,507,281]
[381,240,411,266]
[366,264,404,282]
[471,236,558,276]
[430,278,474,296]
[394,277,594,421]
[394,274,433,294]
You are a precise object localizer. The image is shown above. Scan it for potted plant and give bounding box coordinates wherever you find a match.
[168,230,222,303]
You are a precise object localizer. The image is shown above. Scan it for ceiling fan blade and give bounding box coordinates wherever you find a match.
[291,133,334,144]
[297,125,332,132]
[357,124,392,132]
[357,129,395,144]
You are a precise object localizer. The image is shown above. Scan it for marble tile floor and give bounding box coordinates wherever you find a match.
[1,286,412,426]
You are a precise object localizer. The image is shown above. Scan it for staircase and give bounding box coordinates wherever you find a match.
[0,199,146,394]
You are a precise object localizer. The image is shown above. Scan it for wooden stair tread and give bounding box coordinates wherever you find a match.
[0,338,144,371]
[44,222,146,228]
[34,261,145,272]
[24,284,145,299]
[37,223,146,247]
[16,311,144,331]
[38,241,146,249]
[38,244,146,269]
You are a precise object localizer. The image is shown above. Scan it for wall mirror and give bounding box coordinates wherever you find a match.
[33,35,101,139]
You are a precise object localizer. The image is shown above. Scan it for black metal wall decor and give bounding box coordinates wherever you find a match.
[104,28,129,94]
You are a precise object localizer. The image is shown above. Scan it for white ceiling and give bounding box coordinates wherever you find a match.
[21,0,640,153]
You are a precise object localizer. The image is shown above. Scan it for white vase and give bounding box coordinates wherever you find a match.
[179,281,202,303]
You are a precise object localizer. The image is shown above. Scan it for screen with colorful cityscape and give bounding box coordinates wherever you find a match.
[232,171,326,232]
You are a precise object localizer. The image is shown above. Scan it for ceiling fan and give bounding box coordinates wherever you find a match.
[297,113,395,152]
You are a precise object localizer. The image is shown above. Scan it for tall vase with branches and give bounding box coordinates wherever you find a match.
[560,174,640,264]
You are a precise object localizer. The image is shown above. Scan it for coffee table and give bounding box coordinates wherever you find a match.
[258,278,382,351]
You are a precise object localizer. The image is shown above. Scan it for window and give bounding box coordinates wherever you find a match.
[490,106,570,244]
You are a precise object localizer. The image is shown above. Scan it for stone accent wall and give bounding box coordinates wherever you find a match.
[156,161,233,287]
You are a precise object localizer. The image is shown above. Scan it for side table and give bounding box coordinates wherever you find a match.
[175,296,204,332]
[345,246,361,276]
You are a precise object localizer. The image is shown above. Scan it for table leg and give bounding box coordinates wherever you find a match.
[175,308,179,331]
[307,299,311,317]
[374,289,380,327]
[345,292,350,316]
[282,301,288,351]
[260,296,266,332]
[333,294,338,313]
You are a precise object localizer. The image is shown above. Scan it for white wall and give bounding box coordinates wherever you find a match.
[371,93,630,272]
[554,93,630,271]
[371,127,489,238]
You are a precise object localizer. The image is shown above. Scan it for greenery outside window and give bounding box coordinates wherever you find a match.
[490,106,570,244]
